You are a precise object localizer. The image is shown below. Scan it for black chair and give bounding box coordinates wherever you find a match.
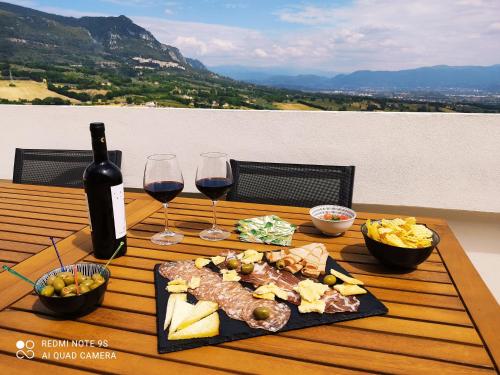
[227,160,355,208]
[13,148,122,188]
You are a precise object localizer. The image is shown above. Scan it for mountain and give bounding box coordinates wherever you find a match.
[0,1,192,69]
[186,58,208,71]
[210,65,337,86]
[214,64,500,92]
[328,65,500,91]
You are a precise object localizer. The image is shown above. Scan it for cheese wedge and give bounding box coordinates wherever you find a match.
[168,312,220,340]
[298,299,326,314]
[195,258,210,269]
[188,276,201,289]
[163,293,187,330]
[330,269,364,285]
[253,292,275,300]
[167,284,188,293]
[211,255,225,265]
[334,283,367,296]
[176,300,219,331]
[169,300,195,333]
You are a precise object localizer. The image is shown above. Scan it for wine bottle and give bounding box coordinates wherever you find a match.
[83,122,127,259]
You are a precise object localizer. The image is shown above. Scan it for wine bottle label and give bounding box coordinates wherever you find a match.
[111,183,127,239]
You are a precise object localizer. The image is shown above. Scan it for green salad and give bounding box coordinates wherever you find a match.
[237,215,297,246]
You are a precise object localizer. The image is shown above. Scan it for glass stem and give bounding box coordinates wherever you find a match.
[212,200,218,229]
[163,203,170,233]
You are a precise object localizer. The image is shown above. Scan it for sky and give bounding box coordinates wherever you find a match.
[6,0,500,74]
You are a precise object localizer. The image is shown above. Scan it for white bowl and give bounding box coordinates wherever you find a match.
[309,205,356,237]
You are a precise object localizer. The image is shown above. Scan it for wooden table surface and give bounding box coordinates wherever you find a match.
[0,181,498,374]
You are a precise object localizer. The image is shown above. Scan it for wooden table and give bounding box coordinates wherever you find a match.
[0,181,498,374]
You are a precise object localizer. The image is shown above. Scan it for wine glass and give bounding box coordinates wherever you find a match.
[195,152,233,241]
[144,154,184,245]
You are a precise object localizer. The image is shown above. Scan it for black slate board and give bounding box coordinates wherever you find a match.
[154,257,388,353]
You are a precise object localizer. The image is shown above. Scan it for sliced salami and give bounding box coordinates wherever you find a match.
[159,261,291,332]
[219,250,360,313]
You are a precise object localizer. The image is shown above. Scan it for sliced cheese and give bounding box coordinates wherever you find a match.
[330,269,364,285]
[334,283,367,296]
[293,279,329,302]
[168,278,187,286]
[298,299,326,314]
[167,284,188,293]
[241,249,263,264]
[220,269,241,282]
[163,293,187,330]
[169,300,195,333]
[176,300,219,331]
[195,258,210,269]
[188,276,201,289]
[253,283,288,301]
[210,255,225,265]
[168,312,220,340]
[252,292,275,300]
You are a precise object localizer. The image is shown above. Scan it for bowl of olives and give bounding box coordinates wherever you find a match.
[34,263,110,316]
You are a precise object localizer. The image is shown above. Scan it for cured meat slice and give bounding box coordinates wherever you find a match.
[159,261,291,332]
[322,289,360,313]
[220,251,360,313]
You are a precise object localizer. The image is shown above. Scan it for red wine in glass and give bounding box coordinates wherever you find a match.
[195,177,233,201]
[195,152,233,241]
[144,181,184,203]
[144,154,184,245]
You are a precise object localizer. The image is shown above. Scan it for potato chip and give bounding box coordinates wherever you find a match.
[365,217,433,249]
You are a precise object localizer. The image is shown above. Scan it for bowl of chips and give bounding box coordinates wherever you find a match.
[361,217,440,268]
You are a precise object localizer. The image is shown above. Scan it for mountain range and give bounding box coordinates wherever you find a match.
[213,65,500,92]
[0,1,205,72]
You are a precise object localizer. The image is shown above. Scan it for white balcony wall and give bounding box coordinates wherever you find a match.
[1,105,499,213]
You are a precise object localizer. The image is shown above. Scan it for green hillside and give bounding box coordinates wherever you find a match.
[0,1,498,113]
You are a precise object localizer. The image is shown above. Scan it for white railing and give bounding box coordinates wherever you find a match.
[1,105,499,213]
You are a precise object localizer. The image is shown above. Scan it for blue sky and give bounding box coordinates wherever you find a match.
[7,0,500,73]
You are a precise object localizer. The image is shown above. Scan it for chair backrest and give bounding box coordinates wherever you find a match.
[227,160,355,208]
[13,148,122,188]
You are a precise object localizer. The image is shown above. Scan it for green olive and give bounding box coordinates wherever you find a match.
[40,285,55,297]
[65,284,77,293]
[78,285,90,294]
[75,272,86,284]
[323,275,337,286]
[253,307,270,320]
[240,263,254,275]
[46,275,57,286]
[89,282,102,290]
[63,293,76,298]
[81,279,94,288]
[226,259,240,270]
[59,272,75,286]
[91,273,105,283]
[52,277,65,293]
[276,260,286,269]
[61,286,76,297]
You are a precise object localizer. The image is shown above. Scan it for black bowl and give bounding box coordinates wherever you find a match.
[34,263,110,317]
[361,222,440,269]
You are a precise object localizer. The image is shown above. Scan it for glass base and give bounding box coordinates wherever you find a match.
[199,227,230,241]
[151,231,183,246]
